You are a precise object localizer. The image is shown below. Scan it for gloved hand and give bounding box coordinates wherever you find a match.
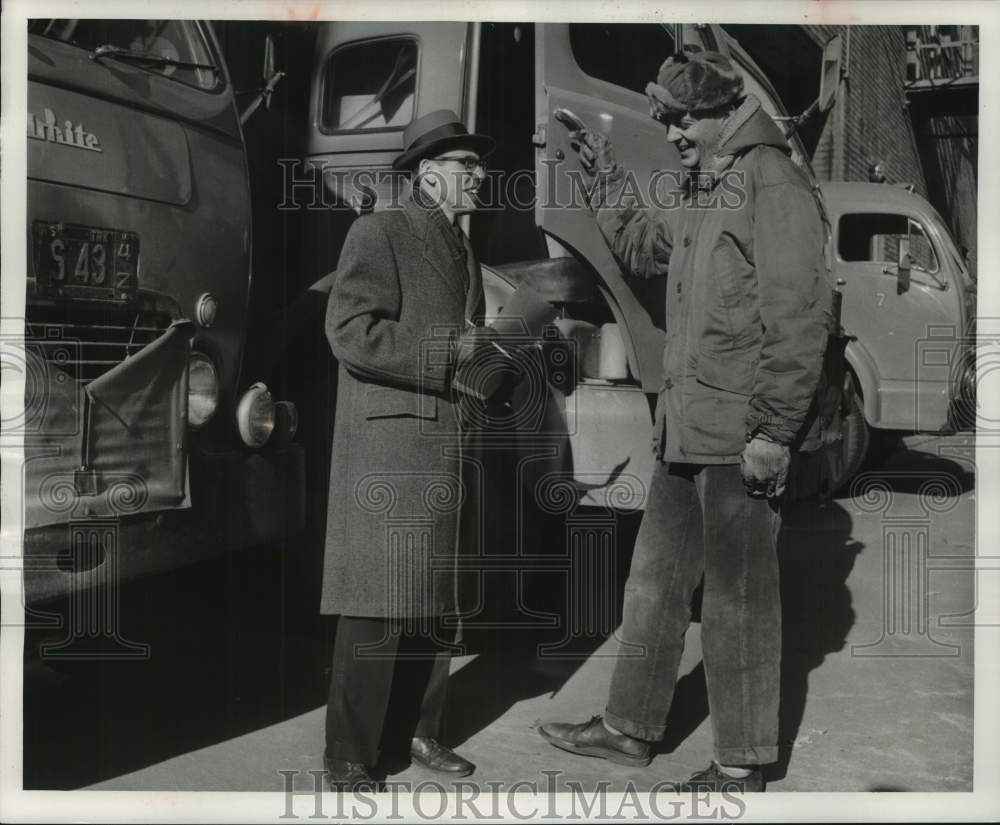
[567,128,618,177]
[453,326,520,403]
[740,436,791,499]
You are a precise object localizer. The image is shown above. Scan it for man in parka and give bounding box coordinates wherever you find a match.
[538,52,831,792]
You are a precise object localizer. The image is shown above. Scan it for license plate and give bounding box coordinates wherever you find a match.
[33,221,139,302]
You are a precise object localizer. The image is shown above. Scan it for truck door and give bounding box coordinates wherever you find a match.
[535,22,683,392]
[532,23,717,508]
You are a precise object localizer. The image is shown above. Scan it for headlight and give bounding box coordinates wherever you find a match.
[960,351,976,403]
[194,292,219,328]
[236,382,275,447]
[187,353,220,428]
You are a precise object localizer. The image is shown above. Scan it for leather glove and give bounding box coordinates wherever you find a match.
[740,436,791,499]
[567,128,618,176]
[453,326,520,403]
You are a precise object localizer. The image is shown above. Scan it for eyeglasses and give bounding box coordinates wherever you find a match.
[433,155,487,173]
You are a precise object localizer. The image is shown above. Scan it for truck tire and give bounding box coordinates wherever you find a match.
[834,373,870,494]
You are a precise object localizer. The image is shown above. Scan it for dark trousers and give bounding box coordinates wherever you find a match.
[325,616,452,765]
[605,461,782,766]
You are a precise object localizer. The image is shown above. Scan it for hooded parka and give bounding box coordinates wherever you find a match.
[594,95,832,463]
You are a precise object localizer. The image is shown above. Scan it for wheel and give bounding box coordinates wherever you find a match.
[832,372,870,494]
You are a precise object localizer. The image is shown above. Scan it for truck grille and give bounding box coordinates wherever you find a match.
[25,303,174,384]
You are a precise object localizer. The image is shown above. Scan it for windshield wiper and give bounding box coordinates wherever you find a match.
[90,43,217,73]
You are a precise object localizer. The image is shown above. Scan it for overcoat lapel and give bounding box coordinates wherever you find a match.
[402,200,467,300]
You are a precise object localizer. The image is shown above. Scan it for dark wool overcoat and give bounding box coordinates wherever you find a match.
[320,196,484,618]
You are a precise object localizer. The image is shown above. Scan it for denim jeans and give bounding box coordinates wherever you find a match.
[605,461,782,765]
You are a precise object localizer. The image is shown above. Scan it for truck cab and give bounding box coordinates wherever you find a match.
[25,20,304,606]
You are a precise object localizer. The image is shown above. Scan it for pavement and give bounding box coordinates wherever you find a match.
[23,434,976,793]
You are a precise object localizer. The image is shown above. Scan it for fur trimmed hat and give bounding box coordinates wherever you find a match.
[645,51,745,118]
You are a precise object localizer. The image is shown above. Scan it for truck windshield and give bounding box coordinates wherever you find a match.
[29,19,219,91]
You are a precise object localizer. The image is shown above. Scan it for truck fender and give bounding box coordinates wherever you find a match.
[844,338,881,426]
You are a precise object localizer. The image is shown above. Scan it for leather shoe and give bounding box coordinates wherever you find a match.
[678,761,764,792]
[410,737,475,776]
[538,715,651,767]
[323,755,382,792]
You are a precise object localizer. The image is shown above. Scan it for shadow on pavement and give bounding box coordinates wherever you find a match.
[442,508,643,749]
[771,496,861,783]
[838,438,976,497]
[23,545,334,790]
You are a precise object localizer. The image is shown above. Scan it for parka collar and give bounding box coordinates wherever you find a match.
[680,94,790,194]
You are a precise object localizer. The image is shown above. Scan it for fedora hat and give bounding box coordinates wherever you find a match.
[392,109,495,171]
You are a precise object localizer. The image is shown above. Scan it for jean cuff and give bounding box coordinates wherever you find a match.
[604,707,662,742]
[715,745,778,766]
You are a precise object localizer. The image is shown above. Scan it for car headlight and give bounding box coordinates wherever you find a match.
[236,382,275,447]
[187,352,220,428]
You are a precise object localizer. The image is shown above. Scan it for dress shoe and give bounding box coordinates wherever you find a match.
[537,715,652,767]
[678,761,764,792]
[410,737,475,776]
[323,755,382,792]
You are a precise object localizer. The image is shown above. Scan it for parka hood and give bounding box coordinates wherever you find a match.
[716,94,790,157]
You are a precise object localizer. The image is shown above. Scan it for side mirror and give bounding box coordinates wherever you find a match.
[785,34,842,135]
[896,237,912,293]
[239,33,286,126]
[818,35,843,113]
[262,35,276,110]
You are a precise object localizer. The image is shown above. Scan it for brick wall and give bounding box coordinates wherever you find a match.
[801,25,927,195]
[917,115,978,277]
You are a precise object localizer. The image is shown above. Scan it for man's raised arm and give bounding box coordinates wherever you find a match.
[570,128,674,280]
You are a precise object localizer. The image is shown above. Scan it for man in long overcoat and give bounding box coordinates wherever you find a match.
[321,110,496,789]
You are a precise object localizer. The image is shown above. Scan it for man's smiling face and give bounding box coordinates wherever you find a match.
[663,110,731,170]
[421,151,487,214]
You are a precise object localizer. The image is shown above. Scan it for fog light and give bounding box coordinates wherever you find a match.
[195,292,219,328]
[187,353,220,428]
[236,382,275,447]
